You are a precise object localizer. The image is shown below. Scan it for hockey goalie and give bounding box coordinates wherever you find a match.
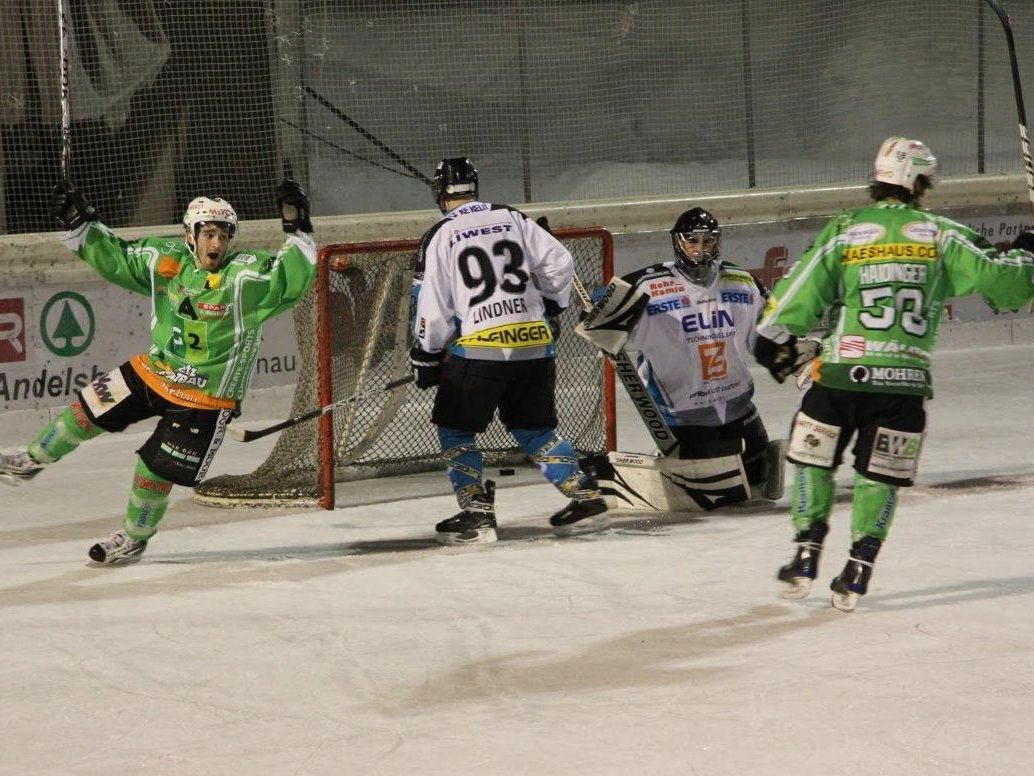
[576,208,800,513]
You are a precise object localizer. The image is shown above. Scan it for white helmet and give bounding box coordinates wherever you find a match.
[874,137,938,189]
[183,196,238,241]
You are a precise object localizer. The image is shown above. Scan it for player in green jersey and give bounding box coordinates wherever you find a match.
[754,136,1034,611]
[0,178,317,564]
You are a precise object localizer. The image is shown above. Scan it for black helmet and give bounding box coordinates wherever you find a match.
[433,157,478,210]
[670,207,721,285]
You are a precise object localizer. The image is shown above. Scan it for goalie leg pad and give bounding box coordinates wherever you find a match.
[597,451,750,512]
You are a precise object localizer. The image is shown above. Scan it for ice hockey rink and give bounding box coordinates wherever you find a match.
[1,341,1033,775]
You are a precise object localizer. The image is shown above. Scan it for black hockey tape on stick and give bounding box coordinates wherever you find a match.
[228,374,415,443]
[57,0,71,176]
[571,273,679,457]
[983,0,1034,220]
[302,85,433,186]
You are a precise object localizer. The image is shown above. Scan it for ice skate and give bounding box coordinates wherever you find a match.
[435,481,497,546]
[549,496,609,537]
[88,529,149,565]
[777,521,829,599]
[0,450,44,487]
[829,536,882,612]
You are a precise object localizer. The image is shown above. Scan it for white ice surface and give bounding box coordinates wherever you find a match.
[2,346,1034,775]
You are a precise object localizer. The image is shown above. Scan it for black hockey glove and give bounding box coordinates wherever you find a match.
[49,179,97,231]
[544,298,563,342]
[410,346,443,390]
[535,215,553,234]
[277,178,313,234]
[754,333,801,384]
[1012,230,1034,254]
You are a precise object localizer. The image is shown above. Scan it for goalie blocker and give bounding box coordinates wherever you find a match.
[589,439,787,512]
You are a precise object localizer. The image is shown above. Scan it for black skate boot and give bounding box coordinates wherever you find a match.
[777,521,829,599]
[830,535,882,612]
[549,475,609,537]
[435,481,497,546]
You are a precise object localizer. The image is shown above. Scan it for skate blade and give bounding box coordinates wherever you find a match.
[87,554,145,568]
[779,577,812,600]
[0,472,33,487]
[435,527,498,547]
[830,590,859,612]
[552,514,610,538]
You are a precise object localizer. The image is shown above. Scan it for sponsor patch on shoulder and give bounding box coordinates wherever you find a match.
[844,223,887,245]
[901,221,939,243]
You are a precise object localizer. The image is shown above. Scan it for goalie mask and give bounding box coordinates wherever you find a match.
[183,196,238,266]
[874,137,937,191]
[433,157,478,211]
[670,207,721,286]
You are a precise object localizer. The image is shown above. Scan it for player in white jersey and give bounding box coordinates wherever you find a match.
[409,158,608,545]
[581,208,784,506]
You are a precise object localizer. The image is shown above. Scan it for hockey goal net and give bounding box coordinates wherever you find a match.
[194,226,616,509]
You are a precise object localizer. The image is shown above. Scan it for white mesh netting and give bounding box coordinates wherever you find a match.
[2,1,1033,233]
[193,228,613,507]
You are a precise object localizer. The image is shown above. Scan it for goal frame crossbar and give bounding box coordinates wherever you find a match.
[314,226,617,509]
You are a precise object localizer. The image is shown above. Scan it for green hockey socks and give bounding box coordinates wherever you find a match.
[850,473,898,541]
[124,458,173,541]
[27,401,104,464]
[789,464,834,533]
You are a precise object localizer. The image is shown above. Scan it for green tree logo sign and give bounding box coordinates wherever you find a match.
[40,291,95,357]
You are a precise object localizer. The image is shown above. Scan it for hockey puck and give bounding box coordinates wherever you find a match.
[498,468,517,476]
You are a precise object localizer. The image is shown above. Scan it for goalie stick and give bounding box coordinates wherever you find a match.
[228,375,414,443]
[571,273,679,457]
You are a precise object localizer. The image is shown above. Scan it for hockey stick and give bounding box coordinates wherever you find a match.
[302,85,433,186]
[571,273,679,457]
[983,0,1034,221]
[57,0,71,177]
[228,375,415,443]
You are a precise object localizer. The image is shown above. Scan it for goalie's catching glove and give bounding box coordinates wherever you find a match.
[754,333,818,384]
[50,179,97,231]
[277,178,313,234]
[410,346,443,390]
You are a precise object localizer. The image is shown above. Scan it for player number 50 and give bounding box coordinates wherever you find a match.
[858,286,927,336]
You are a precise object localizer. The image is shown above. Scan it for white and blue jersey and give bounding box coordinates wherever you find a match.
[411,201,573,362]
[624,260,767,427]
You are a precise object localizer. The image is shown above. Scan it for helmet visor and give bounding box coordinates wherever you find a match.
[674,232,719,263]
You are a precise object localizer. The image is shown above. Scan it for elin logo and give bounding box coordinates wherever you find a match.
[698,340,727,380]
[0,298,27,363]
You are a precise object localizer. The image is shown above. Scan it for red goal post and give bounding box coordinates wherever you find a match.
[194,226,616,510]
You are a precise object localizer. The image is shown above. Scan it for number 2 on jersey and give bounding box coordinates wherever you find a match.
[459,239,529,305]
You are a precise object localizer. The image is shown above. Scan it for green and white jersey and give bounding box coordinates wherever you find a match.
[62,221,316,407]
[757,200,1034,397]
